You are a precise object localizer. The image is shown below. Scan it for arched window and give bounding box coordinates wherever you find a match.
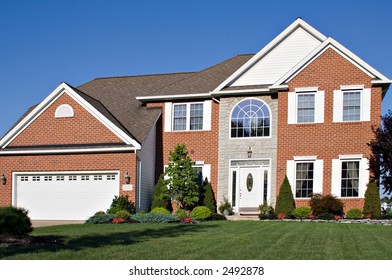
[230,98,270,138]
[55,104,74,118]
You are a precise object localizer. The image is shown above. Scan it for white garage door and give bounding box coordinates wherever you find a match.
[14,172,119,220]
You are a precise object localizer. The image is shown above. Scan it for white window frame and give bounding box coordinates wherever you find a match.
[288,87,324,124]
[164,100,211,132]
[163,162,211,185]
[331,155,369,198]
[286,156,323,199]
[333,85,371,122]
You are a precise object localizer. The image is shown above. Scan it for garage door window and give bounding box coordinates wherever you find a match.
[32,176,40,181]
[94,175,103,180]
[81,175,90,181]
[44,176,52,181]
[107,175,116,180]
[57,176,64,181]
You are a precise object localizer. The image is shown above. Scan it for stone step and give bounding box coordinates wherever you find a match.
[225,214,259,221]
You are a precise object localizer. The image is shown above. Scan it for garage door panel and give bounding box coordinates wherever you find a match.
[15,172,119,220]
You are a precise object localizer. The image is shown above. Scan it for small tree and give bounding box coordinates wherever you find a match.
[275,176,295,217]
[164,144,198,210]
[202,178,216,213]
[151,174,171,211]
[363,180,381,218]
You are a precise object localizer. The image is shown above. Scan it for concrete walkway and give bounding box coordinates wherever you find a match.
[32,220,84,228]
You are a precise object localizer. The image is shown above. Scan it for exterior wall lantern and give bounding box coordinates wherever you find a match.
[1,174,6,185]
[247,147,252,158]
[124,172,130,184]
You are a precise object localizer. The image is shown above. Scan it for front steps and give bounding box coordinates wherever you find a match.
[225,213,259,221]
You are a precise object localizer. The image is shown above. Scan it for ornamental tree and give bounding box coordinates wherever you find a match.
[164,144,198,210]
[368,110,392,194]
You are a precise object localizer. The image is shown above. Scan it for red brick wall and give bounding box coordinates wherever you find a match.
[277,48,382,211]
[0,152,137,206]
[147,100,219,197]
[9,93,123,147]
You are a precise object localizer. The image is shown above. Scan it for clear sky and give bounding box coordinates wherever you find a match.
[0,0,391,137]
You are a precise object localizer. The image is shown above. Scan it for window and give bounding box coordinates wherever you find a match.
[44,176,52,181]
[81,175,89,181]
[56,176,64,181]
[107,175,116,181]
[295,162,314,198]
[297,94,315,123]
[172,103,204,131]
[341,161,360,197]
[194,166,203,188]
[32,176,40,181]
[69,175,77,181]
[230,98,270,138]
[94,175,103,181]
[343,92,361,121]
[21,176,29,182]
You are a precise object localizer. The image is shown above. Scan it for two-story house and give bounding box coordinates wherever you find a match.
[0,18,389,220]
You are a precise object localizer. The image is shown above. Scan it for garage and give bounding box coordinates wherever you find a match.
[13,171,119,220]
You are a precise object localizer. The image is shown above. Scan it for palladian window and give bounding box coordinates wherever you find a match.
[230,98,270,138]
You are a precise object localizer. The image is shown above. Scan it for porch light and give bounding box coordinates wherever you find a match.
[1,174,6,185]
[124,172,130,184]
[247,147,252,158]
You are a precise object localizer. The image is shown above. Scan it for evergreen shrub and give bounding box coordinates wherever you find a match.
[0,206,32,236]
[151,174,171,211]
[190,206,212,220]
[363,181,381,219]
[107,195,135,215]
[85,214,115,224]
[131,213,179,223]
[292,206,312,219]
[275,176,295,218]
[345,208,363,219]
[202,178,216,213]
[151,207,171,214]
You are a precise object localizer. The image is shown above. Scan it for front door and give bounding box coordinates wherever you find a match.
[239,167,262,211]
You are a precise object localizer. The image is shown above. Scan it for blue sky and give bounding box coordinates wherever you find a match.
[0,0,391,137]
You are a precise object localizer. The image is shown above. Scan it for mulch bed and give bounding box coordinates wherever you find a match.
[0,234,63,248]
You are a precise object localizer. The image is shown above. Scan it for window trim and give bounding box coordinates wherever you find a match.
[168,101,211,132]
[340,160,360,198]
[288,88,324,124]
[229,97,272,139]
[294,161,315,199]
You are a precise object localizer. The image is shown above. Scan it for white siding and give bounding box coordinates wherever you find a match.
[231,27,321,86]
[137,121,157,211]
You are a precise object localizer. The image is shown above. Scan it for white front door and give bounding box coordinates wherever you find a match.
[239,167,262,210]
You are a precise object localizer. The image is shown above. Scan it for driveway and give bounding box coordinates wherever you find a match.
[32,220,84,227]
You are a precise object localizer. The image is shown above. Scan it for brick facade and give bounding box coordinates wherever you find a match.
[277,48,383,211]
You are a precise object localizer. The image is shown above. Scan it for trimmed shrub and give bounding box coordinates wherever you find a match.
[293,206,312,220]
[202,178,216,213]
[345,208,363,219]
[190,206,212,220]
[317,213,334,220]
[175,209,187,220]
[115,210,131,219]
[210,213,227,220]
[107,195,135,215]
[382,209,392,219]
[151,207,171,214]
[131,213,178,223]
[0,206,32,236]
[258,202,275,220]
[151,174,172,211]
[310,194,344,216]
[85,214,115,224]
[275,176,295,218]
[363,181,381,219]
[94,211,106,216]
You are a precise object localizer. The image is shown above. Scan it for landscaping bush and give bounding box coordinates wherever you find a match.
[346,208,363,219]
[175,209,187,220]
[293,206,312,220]
[151,207,171,214]
[316,213,334,220]
[382,209,392,219]
[115,210,131,219]
[202,178,216,213]
[85,214,115,224]
[151,174,172,211]
[363,181,381,219]
[210,213,227,220]
[94,211,106,216]
[107,195,135,215]
[310,194,344,216]
[131,213,178,223]
[0,206,32,236]
[190,206,212,220]
[218,197,233,215]
[258,202,275,220]
[275,176,295,218]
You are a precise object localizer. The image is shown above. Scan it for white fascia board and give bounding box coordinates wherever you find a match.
[212,18,327,92]
[273,37,391,87]
[0,146,137,155]
[0,82,141,150]
[372,80,392,85]
[136,93,211,102]
[210,88,271,97]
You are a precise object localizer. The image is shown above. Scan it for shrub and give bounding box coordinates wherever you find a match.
[363,181,381,219]
[94,211,106,216]
[151,174,172,211]
[382,209,392,219]
[346,208,363,219]
[151,207,171,214]
[190,206,212,220]
[202,178,216,213]
[317,213,334,220]
[275,176,295,218]
[218,197,233,214]
[137,210,148,214]
[85,214,115,224]
[310,194,344,216]
[131,213,179,223]
[115,210,131,219]
[293,206,312,220]
[0,206,32,236]
[180,217,198,224]
[107,195,135,215]
[175,209,187,220]
[210,213,227,220]
[258,202,275,220]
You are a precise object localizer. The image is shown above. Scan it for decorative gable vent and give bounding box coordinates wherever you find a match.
[55,104,74,118]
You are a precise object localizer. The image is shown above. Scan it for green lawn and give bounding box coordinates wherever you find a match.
[2,221,392,260]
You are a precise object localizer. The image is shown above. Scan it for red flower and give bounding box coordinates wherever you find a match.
[364,213,372,219]
[334,215,340,221]
[308,214,316,219]
[112,217,124,224]
[278,213,286,219]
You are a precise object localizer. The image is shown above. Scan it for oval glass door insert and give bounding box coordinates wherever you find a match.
[246,173,253,192]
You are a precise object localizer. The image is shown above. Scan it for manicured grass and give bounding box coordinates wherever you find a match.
[2,221,392,260]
